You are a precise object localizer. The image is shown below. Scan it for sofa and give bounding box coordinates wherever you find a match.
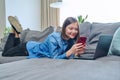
[0,22,120,80]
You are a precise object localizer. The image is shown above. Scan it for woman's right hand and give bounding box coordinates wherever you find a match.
[66,43,85,57]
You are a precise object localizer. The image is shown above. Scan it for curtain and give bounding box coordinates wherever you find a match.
[0,0,6,39]
[41,0,60,30]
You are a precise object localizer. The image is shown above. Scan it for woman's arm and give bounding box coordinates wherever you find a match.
[66,43,85,57]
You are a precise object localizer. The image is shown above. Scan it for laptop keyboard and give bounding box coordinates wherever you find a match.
[74,52,94,59]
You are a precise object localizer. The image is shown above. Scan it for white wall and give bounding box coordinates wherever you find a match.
[60,0,120,26]
[5,0,41,30]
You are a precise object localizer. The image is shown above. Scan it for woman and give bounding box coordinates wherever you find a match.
[2,16,85,59]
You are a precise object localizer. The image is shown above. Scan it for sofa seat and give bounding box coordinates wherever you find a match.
[0,52,26,64]
[0,57,120,80]
[96,55,120,61]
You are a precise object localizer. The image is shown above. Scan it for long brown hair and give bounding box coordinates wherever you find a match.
[61,17,79,41]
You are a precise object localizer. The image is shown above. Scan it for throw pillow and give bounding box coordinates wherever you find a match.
[108,27,120,56]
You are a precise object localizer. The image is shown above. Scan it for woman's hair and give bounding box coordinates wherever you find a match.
[61,17,79,41]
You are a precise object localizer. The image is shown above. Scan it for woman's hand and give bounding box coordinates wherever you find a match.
[66,43,86,57]
[75,43,86,56]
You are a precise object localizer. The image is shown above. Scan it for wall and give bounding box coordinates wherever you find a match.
[60,0,120,26]
[5,0,41,30]
[0,0,6,39]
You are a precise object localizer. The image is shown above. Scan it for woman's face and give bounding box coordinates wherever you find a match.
[65,22,79,39]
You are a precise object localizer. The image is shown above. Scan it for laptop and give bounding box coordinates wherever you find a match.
[74,35,113,60]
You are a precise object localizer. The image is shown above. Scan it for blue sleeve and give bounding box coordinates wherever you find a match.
[47,36,68,59]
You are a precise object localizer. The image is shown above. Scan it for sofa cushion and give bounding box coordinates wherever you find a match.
[80,22,92,51]
[20,26,54,43]
[108,27,120,56]
[0,52,26,64]
[88,22,120,50]
[80,22,91,38]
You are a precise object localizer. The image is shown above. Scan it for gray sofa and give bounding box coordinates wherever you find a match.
[0,22,120,80]
[0,22,120,64]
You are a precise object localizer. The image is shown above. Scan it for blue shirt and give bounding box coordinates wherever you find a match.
[26,32,75,59]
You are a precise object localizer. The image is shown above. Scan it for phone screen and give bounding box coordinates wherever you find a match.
[77,37,87,45]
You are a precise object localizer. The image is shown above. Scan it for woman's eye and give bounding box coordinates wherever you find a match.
[75,28,78,31]
[69,27,73,30]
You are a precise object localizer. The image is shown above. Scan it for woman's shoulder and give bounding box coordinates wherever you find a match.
[46,32,62,43]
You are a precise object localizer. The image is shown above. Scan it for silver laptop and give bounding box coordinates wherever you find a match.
[74,35,113,60]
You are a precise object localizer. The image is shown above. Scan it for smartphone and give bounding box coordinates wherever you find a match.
[77,37,87,45]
